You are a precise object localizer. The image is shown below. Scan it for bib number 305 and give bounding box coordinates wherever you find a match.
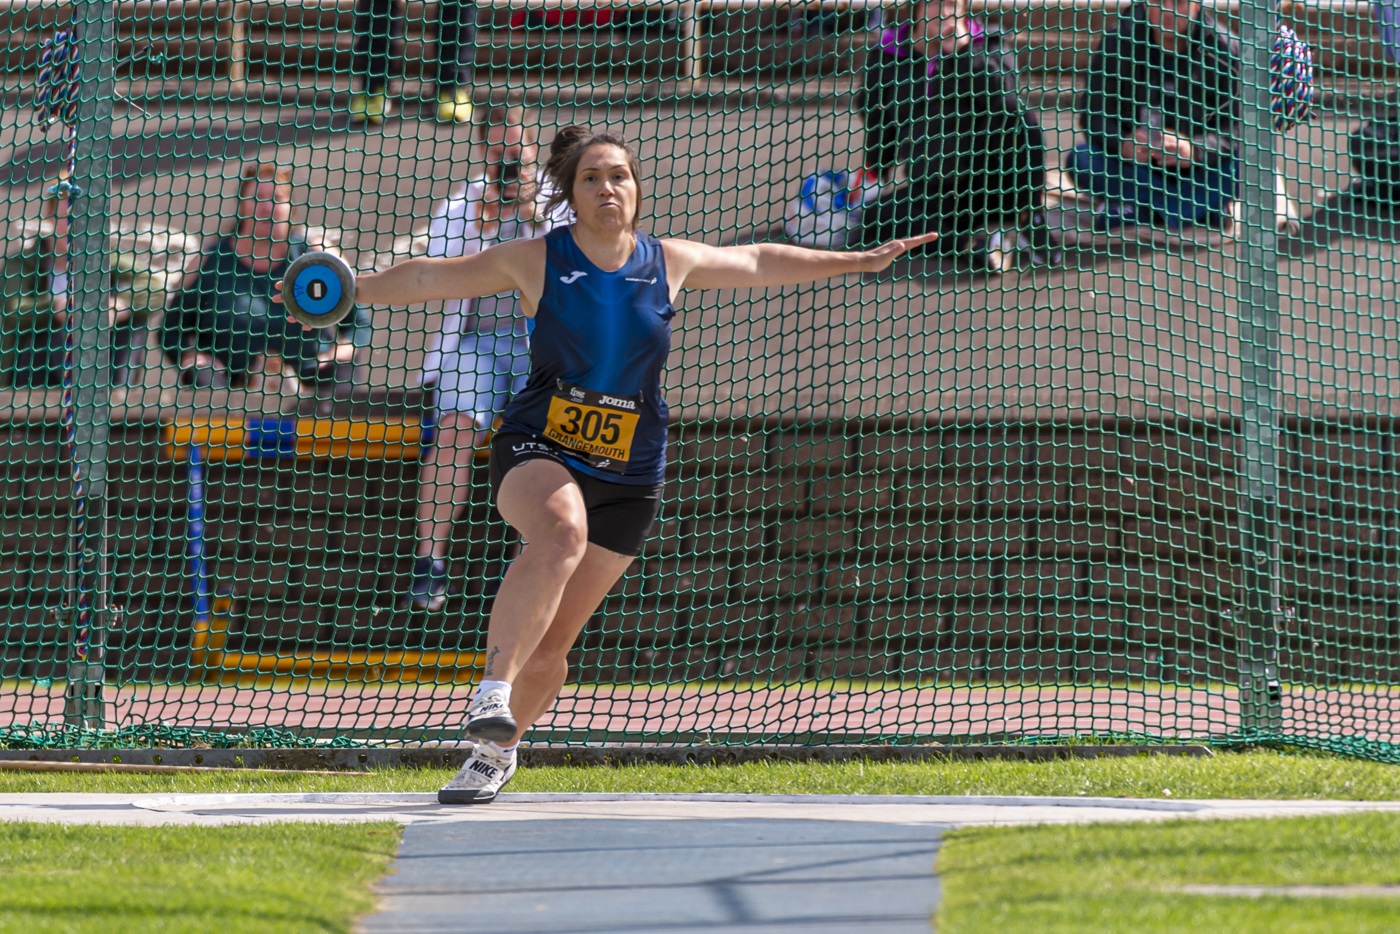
[543,381,641,473]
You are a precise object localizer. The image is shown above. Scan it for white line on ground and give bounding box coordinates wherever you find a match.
[1172,884,1400,898]
[1,793,1398,828]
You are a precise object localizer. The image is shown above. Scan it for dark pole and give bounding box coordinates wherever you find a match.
[61,0,115,730]
[1233,0,1284,734]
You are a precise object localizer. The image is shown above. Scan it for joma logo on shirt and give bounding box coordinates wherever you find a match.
[559,271,587,284]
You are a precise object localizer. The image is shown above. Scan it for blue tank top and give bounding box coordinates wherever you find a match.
[499,227,674,485]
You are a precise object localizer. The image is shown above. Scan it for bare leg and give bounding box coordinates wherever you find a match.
[479,458,591,682]
[507,543,635,741]
[413,414,486,560]
[441,485,634,804]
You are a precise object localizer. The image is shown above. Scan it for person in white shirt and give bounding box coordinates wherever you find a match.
[407,105,568,610]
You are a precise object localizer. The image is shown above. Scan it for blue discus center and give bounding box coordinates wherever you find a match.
[294,265,344,314]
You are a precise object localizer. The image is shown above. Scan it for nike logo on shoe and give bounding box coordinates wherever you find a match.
[559,271,588,284]
[625,276,657,284]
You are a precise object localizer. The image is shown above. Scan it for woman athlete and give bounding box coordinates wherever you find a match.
[292,127,935,804]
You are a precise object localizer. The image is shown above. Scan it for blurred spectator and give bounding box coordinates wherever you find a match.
[0,174,145,388]
[405,105,569,610]
[160,163,370,393]
[2,175,205,390]
[105,226,208,388]
[1064,0,1241,233]
[853,0,1056,270]
[1,175,70,387]
[350,0,476,125]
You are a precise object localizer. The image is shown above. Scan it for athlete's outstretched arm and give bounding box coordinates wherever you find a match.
[276,237,543,311]
[356,238,540,305]
[666,232,939,291]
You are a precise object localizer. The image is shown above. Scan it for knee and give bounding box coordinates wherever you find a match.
[534,512,589,565]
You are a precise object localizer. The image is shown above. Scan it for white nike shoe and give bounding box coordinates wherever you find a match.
[438,744,517,805]
[464,687,518,743]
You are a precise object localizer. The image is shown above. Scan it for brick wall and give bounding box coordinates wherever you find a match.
[5,411,1396,685]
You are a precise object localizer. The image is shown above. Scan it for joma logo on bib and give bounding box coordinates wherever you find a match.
[543,380,643,473]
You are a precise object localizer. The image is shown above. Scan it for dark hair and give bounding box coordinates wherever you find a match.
[542,126,644,229]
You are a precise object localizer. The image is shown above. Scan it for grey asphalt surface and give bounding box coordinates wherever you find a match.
[361,817,944,934]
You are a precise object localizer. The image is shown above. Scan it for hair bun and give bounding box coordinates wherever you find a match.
[549,126,592,162]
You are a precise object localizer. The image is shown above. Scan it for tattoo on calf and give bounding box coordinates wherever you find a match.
[483,646,499,678]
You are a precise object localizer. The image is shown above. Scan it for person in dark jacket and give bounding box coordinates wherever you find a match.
[1065,0,1241,232]
[161,163,371,391]
[853,0,1055,269]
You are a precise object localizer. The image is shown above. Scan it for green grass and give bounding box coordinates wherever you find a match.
[1,755,1396,932]
[1,749,1398,798]
[937,812,1400,934]
[0,821,401,933]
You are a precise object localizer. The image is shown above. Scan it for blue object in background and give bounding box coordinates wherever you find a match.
[1376,0,1400,64]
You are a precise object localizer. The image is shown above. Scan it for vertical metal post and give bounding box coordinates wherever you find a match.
[61,0,116,730]
[187,445,213,631]
[1233,0,1283,734]
[679,1,703,84]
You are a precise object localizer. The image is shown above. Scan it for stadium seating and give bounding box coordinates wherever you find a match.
[0,0,1395,94]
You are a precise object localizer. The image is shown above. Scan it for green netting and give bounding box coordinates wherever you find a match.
[0,0,1397,760]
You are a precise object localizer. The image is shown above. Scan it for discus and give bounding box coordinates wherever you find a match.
[283,251,357,328]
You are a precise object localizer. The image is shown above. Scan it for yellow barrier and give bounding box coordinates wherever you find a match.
[162,415,430,463]
[172,424,488,686]
[191,596,484,686]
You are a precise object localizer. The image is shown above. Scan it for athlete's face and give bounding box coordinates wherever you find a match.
[571,144,638,231]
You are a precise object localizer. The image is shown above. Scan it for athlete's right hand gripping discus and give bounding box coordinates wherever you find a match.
[282,251,357,328]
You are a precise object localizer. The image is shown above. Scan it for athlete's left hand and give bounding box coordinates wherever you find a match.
[855,232,940,271]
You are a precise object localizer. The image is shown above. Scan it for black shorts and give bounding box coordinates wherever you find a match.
[489,432,663,557]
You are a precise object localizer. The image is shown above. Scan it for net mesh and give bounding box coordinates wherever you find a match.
[0,0,1397,759]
